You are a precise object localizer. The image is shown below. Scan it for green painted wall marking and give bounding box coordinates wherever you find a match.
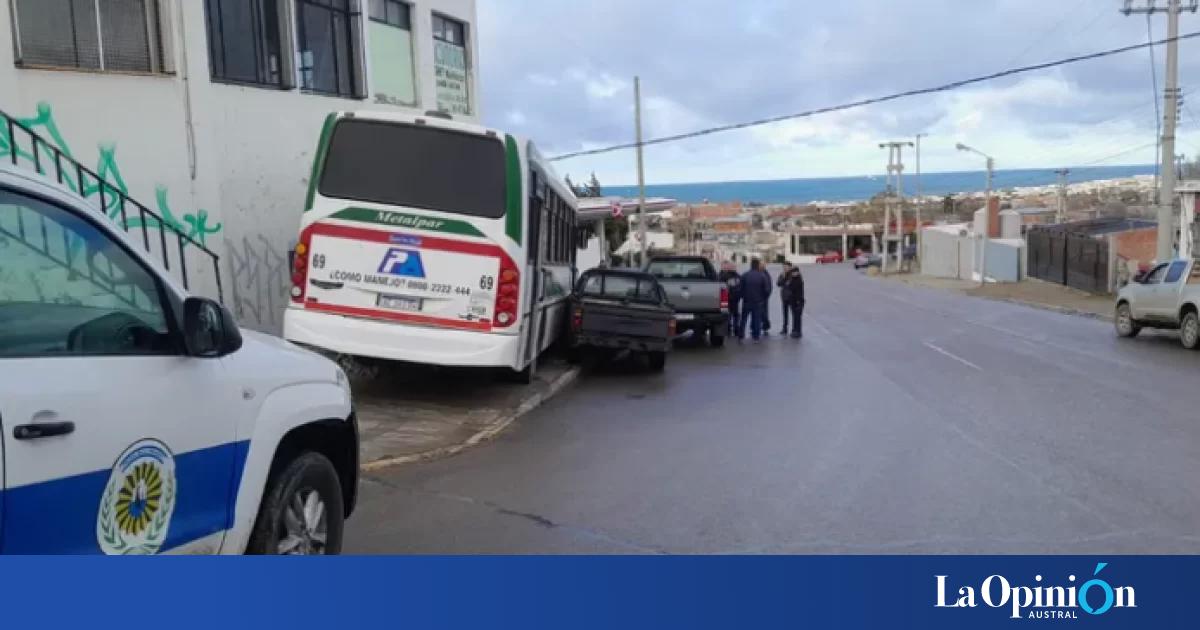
[0,102,222,248]
[331,207,485,238]
[504,134,522,245]
[305,113,339,212]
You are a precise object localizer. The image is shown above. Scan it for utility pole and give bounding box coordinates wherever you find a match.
[880,141,914,273]
[915,133,927,268]
[634,76,648,265]
[1122,0,1198,260]
[1055,168,1071,224]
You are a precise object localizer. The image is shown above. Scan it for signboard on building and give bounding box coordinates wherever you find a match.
[435,40,471,115]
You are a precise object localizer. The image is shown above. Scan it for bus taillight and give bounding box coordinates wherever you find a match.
[494,256,520,328]
[290,227,314,304]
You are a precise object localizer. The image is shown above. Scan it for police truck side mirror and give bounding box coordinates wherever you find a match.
[182,297,243,358]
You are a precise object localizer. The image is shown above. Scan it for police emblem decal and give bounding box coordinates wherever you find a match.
[97,439,177,555]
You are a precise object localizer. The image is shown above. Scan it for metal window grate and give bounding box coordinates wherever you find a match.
[368,0,409,29]
[12,0,164,73]
[296,0,363,97]
[204,0,284,86]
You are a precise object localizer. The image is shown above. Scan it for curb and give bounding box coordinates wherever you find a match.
[975,295,1114,322]
[360,366,581,472]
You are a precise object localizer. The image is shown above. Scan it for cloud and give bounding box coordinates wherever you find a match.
[477,0,1200,185]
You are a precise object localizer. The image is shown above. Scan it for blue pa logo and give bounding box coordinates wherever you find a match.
[378,248,426,278]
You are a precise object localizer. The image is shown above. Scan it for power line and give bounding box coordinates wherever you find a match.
[1003,0,1094,67]
[550,30,1200,162]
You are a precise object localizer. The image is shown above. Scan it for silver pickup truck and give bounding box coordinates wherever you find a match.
[1115,258,1200,349]
[644,256,728,348]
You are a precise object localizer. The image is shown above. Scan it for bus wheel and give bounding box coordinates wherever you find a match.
[504,364,535,385]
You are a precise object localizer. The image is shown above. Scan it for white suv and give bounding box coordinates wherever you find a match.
[0,166,358,554]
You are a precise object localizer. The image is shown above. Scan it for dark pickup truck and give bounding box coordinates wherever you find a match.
[568,269,675,371]
[644,256,728,347]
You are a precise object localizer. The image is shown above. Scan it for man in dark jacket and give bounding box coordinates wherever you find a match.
[717,260,742,337]
[776,262,794,335]
[784,266,806,339]
[739,258,772,342]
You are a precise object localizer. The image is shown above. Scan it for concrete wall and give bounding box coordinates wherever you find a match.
[983,238,1024,283]
[921,225,969,279]
[0,0,479,332]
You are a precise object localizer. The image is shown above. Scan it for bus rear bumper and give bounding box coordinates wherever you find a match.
[283,307,522,368]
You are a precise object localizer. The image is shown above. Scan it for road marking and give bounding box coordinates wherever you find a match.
[923,341,983,371]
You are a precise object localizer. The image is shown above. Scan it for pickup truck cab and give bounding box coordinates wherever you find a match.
[0,166,358,554]
[644,256,728,347]
[1115,258,1200,349]
[569,269,674,371]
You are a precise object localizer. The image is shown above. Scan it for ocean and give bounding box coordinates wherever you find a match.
[605,164,1158,205]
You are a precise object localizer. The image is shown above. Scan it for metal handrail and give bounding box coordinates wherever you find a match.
[2,113,224,302]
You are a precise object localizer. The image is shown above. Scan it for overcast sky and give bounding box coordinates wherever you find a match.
[476,0,1200,185]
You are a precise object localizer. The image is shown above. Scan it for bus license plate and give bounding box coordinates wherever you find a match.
[377,294,422,312]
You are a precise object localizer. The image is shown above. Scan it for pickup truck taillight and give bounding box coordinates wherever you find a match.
[719,286,729,310]
[669,318,677,336]
[493,256,520,328]
[572,308,583,332]
[290,226,315,304]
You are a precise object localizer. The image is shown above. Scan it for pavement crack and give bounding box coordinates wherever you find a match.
[364,475,669,553]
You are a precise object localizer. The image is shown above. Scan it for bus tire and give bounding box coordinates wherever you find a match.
[505,364,535,385]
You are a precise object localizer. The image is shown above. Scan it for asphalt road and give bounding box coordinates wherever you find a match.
[346,264,1200,554]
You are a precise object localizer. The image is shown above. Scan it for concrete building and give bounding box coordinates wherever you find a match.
[1,0,479,332]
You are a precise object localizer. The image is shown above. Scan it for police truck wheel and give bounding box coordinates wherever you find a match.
[247,452,344,555]
[1115,303,1140,338]
[1181,311,1200,350]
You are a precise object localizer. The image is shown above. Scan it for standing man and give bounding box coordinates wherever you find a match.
[785,265,806,339]
[776,261,794,335]
[739,258,772,342]
[761,263,772,336]
[717,259,742,338]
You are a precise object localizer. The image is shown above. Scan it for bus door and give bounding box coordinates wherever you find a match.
[521,172,546,372]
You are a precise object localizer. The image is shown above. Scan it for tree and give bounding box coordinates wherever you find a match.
[586,172,603,198]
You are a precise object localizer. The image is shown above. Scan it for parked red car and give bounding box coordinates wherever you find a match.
[816,251,844,264]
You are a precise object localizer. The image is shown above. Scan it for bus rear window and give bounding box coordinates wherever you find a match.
[318,119,507,219]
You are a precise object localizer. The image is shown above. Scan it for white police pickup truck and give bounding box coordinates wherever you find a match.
[1115,258,1200,349]
[0,166,358,554]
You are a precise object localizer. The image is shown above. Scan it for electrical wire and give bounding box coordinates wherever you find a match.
[550,30,1200,162]
[1003,0,1094,68]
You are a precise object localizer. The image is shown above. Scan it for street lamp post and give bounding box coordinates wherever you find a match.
[956,143,995,287]
[915,133,927,269]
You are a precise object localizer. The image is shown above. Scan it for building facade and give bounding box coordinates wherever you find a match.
[1,0,480,332]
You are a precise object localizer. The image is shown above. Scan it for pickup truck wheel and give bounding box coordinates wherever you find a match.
[1181,311,1200,350]
[247,452,344,555]
[647,351,667,372]
[1115,303,1141,338]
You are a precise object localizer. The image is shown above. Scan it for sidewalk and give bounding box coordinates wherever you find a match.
[887,273,1115,321]
[351,359,579,471]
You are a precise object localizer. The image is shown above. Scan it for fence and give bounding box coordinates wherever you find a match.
[1027,227,1109,294]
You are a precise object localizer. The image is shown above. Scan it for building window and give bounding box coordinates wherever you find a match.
[432,13,471,115]
[296,0,364,98]
[11,0,167,73]
[367,0,416,106]
[205,0,289,88]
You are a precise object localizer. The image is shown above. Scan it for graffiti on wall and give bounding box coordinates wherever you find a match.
[0,102,222,248]
[227,234,289,330]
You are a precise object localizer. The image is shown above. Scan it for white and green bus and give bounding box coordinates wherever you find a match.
[283,111,579,381]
